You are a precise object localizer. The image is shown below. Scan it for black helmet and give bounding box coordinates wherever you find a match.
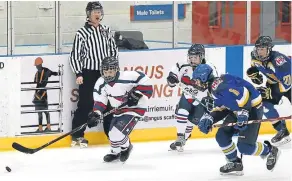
[188,44,205,57]
[253,36,274,61]
[100,56,119,83]
[86,2,104,19]
[255,36,274,49]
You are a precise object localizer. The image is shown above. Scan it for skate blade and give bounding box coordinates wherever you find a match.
[168,146,185,152]
[268,149,281,172]
[103,158,120,163]
[70,141,79,147]
[220,171,244,176]
[168,148,177,151]
[176,146,184,152]
[272,136,291,147]
[79,143,88,149]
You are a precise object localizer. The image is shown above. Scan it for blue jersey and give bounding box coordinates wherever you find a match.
[210,74,262,112]
[251,51,291,92]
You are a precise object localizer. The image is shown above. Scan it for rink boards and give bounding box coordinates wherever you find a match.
[0,45,291,151]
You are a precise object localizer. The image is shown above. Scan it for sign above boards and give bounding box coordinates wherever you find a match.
[130,4,186,21]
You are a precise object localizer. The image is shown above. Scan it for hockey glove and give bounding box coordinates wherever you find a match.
[198,113,214,134]
[246,67,263,85]
[87,110,103,128]
[257,86,273,100]
[126,90,143,107]
[234,109,249,131]
[167,72,179,87]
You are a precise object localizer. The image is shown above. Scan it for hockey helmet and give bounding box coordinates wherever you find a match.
[188,44,205,67]
[192,64,214,91]
[255,36,274,49]
[253,36,274,61]
[100,56,119,83]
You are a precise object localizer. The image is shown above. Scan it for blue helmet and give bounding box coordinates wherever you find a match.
[192,64,213,83]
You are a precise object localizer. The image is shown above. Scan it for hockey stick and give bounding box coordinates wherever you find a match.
[213,115,292,128]
[178,83,292,128]
[12,102,127,154]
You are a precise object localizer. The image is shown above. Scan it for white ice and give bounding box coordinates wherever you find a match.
[0,134,291,181]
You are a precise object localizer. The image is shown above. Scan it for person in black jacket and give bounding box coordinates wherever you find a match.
[69,1,118,148]
[33,57,59,132]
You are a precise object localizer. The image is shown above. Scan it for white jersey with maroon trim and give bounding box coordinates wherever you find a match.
[93,71,153,117]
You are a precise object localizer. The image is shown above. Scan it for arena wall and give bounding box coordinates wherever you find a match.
[0,44,291,151]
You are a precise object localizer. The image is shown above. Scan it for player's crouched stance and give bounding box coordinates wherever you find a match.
[193,64,281,175]
[86,56,153,163]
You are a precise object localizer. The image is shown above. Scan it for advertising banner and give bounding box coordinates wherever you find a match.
[17,47,226,136]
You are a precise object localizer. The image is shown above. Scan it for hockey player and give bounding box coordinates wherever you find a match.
[86,56,153,162]
[193,64,281,175]
[246,36,291,146]
[166,44,216,151]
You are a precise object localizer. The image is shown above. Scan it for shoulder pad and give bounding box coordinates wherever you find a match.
[270,51,289,67]
[211,77,224,92]
[250,59,263,67]
[274,55,287,66]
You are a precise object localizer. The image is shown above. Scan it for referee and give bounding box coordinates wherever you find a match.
[69,1,118,148]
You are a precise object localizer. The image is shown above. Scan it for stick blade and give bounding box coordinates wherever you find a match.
[12,142,35,154]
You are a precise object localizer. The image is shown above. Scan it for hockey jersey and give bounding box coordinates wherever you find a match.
[211,74,262,112]
[93,71,153,117]
[250,51,291,92]
[169,61,218,105]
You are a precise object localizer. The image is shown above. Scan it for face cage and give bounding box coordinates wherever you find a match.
[100,65,118,83]
[188,53,204,67]
[253,46,271,62]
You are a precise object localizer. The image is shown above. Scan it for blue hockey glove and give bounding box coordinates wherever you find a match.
[198,113,214,134]
[234,109,249,131]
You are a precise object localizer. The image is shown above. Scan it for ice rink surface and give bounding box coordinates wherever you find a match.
[0,134,291,181]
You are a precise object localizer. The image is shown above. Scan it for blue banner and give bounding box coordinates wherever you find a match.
[130,4,186,21]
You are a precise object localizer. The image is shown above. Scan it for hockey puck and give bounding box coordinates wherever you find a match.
[5,166,11,172]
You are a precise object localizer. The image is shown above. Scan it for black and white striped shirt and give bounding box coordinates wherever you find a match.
[69,22,118,77]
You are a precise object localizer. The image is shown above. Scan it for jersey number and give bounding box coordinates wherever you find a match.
[229,88,240,96]
[283,75,291,86]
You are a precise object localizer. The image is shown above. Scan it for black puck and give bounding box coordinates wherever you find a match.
[5,166,11,172]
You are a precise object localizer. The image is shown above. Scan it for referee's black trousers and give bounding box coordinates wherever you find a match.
[72,69,113,138]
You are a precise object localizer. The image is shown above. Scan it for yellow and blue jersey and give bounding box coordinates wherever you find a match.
[251,51,291,92]
[210,74,262,112]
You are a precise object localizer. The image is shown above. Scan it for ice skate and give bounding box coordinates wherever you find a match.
[220,157,244,176]
[271,129,291,147]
